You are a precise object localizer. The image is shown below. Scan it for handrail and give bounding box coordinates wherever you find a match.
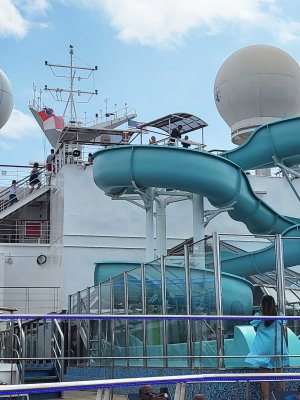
[0,313,298,321]
[0,166,46,197]
[52,319,64,382]
[0,166,48,214]
[2,372,300,395]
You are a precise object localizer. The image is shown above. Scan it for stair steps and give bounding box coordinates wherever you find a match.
[24,362,61,399]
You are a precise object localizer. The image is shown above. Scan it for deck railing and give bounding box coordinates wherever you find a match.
[0,167,48,214]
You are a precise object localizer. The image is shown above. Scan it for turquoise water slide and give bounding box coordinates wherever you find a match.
[93,116,300,277]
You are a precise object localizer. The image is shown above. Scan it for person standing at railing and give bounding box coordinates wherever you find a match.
[169,125,182,145]
[29,163,41,194]
[182,135,191,148]
[46,149,55,185]
[245,295,289,400]
[46,149,55,172]
[9,180,18,205]
[88,153,94,165]
[149,136,158,145]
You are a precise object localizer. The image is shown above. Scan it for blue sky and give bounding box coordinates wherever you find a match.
[1,0,300,165]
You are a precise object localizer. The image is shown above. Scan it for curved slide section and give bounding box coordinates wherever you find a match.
[222,115,300,170]
[93,145,294,235]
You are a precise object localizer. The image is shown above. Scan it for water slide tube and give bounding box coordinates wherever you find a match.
[93,116,300,278]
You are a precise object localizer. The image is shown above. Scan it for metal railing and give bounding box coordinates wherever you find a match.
[0,167,48,214]
[68,233,300,370]
[0,221,50,244]
[0,313,299,399]
[0,287,61,314]
[52,319,64,382]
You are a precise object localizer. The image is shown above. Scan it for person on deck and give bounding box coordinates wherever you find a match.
[9,180,18,205]
[245,295,289,400]
[169,125,182,145]
[29,163,41,194]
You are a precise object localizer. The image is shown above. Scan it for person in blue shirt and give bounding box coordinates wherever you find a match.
[245,295,289,400]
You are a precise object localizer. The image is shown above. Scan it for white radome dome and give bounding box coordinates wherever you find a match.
[214,45,300,144]
[0,68,13,130]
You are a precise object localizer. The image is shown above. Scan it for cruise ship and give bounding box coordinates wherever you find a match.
[1,44,300,399]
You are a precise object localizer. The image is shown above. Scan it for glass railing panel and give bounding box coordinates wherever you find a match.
[112,274,125,313]
[164,254,188,367]
[89,285,99,314]
[127,317,144,367]
[127,267,142,314]
[69,293,77,314]
[78,288,88,314]
[188,236,217,367]
[145,259,163,314]
[100,280,111,314]
[164,255,186,315]
[144,259,163,366]
[98,281,113,366]
[219,233,276,368]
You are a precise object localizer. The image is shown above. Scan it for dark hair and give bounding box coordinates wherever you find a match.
[261,295,277,327]
[12,180,16,184]
[178,124,182,129]
[33,162,39,168]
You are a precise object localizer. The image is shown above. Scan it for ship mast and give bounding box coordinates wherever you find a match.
[44,44,98,124]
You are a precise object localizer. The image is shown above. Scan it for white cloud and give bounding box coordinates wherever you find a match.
[0,0,50,38]
[0,0,29,38]
[0,109,41,140]
[63,0,300,48]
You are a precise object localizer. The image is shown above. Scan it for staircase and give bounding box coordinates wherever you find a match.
[24,361,61,399]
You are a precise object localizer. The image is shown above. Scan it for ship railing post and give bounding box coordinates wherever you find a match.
[275,233,286,370]
[212,232,224,369]
[67,295,71,362]
[98,282,102,366]
[141,263,147,367]
[86,287,91,366]
[184,244,193,368]
[110,277,115,376]
[124,271,129,369]
[275,234,286,313]
[160,255,168,368]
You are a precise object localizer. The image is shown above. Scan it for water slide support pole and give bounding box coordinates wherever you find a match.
[145,188,155,262]
[156,198,167,256]
[193,194,205,258]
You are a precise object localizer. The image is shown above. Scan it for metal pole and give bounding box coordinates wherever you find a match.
[212,232,224,369]
[161,255,168,367]
[87,288,91,365]
[156,198,167,256]
[275,234,286,313]
[184,244,193,368]
[98,283,102,366]
[145,188,154,262]
[110,278,115,377]
[192,194,205,267]
[141,263,147,367]
[124,271,129,368]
